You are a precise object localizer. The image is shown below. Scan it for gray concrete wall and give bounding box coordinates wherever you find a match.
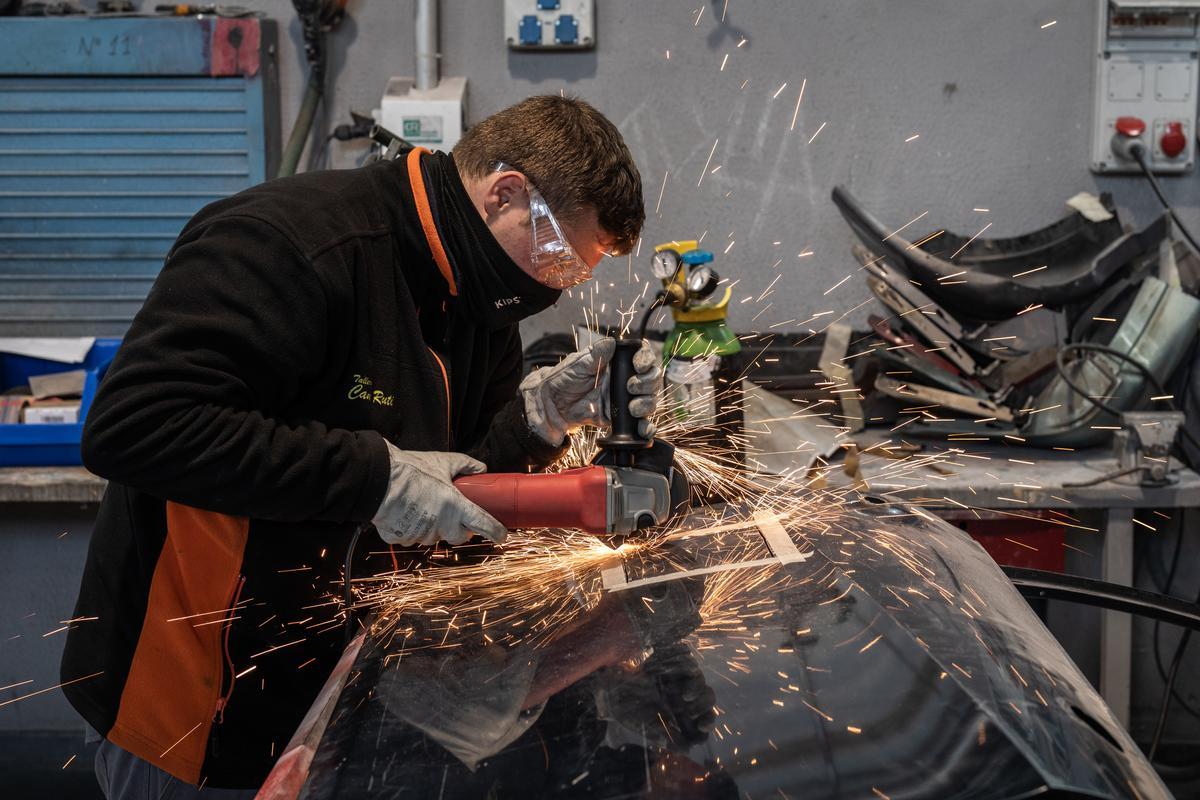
[261,0,1199,341]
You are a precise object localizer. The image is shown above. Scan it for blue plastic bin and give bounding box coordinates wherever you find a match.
[0,339,121,467]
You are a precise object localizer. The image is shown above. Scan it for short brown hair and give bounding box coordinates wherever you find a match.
[454,95,644,254]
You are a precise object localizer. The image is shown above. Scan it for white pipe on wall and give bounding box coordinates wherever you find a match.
[415,0,439,91]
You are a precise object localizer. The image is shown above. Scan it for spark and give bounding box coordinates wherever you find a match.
[772,82,787,99]
[654,170,669,216]
[807,121,827,144]
[881,211,929,242]
[0,672,103,709]
[904,134,920,143]
[824,274,851,295]
[790,79,807,131]
[1041,19,1057,29]
[949,222,992,258]
[159,722,204,758]
[698,138,719,186]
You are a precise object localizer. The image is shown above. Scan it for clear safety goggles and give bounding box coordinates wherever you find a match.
[494,162,592,289]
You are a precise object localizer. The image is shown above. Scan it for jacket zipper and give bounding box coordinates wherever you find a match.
[427,347,452,448]
[212,574,246,726]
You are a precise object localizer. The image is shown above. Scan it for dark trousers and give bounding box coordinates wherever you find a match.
[95,739,259,800]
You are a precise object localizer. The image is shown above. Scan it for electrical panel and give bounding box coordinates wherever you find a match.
[504,0,595,50]
[378,75,467,152]
[1092,0,1200,173]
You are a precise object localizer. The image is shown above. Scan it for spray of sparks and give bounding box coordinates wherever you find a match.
[348,359,960,661]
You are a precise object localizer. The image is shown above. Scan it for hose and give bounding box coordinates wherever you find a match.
[277,70,324,178]
[637,294,667,342]
[342,523,365,644]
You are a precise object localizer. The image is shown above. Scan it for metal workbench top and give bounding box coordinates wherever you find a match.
[0,467,105,503]
[825,435,1200,510]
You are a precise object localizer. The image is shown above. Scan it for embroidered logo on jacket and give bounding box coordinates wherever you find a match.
[347,374,395,406]
[494,296,521,309]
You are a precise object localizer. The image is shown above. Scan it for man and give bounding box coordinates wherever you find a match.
[61,94,658,797]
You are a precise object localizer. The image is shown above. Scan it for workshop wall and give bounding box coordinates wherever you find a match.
[258,0,1200,342]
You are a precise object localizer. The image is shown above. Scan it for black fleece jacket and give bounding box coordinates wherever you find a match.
[61,149,565,788]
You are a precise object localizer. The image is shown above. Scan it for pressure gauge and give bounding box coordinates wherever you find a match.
[686,265,719,298]
[651,250,681,280]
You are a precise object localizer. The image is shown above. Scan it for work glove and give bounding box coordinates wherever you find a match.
[371,441,507,547]
[520,337,664,447]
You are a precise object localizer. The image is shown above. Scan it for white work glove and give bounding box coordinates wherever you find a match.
[371,441,507,546]
[520,337,663,447]
[628,344,664,437]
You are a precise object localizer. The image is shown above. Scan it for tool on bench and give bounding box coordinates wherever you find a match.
[1113,411,1185,486]
[455,338,690,547]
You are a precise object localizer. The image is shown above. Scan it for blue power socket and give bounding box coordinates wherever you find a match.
[518,15,542,46]
[554,14,578,45]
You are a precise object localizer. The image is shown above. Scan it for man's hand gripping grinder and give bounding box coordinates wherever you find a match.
[454,339,690,546]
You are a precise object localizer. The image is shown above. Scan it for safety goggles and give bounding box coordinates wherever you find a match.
[494,162,592,289]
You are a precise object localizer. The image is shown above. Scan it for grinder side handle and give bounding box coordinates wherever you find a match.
[599,338,651,455]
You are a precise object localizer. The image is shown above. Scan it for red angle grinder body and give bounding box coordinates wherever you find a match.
[453,466,610,534]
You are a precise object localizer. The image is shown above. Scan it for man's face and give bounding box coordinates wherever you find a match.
[465,169,616,288]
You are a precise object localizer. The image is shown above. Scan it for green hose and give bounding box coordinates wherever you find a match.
[276,69,324,179]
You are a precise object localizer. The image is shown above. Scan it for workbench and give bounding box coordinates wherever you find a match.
[0,466,105,504]
[821,433,1200,730]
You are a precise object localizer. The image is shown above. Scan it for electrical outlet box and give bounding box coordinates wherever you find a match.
[1092,0,1200,173]
[378,75,467,152]
[504,0,595,50]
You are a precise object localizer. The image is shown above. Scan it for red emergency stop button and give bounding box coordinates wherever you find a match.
[1116,116,1147,138]
[1161,121,1187,159]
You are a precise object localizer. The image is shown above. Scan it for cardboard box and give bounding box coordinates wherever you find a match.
[22,401,81,425]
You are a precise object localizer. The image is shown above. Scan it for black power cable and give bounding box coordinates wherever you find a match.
[1053,342,1200,455]
[1150,592,1200,760]
[1147,522,1200,724]
[1129,143,1200,259]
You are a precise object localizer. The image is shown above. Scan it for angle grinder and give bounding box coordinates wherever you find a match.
[454,338,690,546]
